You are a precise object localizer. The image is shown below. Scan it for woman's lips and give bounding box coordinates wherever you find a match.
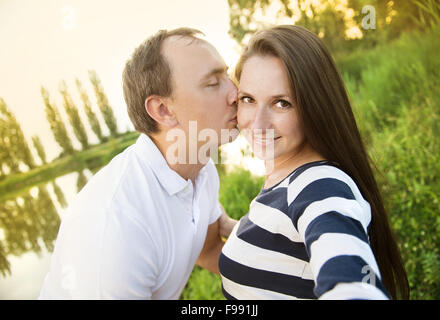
[229,116,238,124]
[252,136,281,145]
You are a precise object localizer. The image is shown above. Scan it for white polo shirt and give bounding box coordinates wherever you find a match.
[38,133,222,300]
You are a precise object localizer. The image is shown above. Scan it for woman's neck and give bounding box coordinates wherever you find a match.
[263,143,325,189]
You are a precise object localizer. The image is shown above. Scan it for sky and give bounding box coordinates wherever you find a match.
[0,0,242,161]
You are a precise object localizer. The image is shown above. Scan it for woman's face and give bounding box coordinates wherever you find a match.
[237,55,306,162]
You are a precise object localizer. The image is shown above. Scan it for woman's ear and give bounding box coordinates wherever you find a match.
[145,95,178,128]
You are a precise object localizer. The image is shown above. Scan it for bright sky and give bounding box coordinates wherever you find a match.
[0,0,242,161]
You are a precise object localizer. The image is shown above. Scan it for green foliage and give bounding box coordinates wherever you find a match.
[227,0,349,46]
[0,240,10,277]
[372,97,440,299]
[52,179,67,208]
[41,86,75,156]
[339,25,440,142]
[341,26,440,299]
[218,166,264,220]
[76,170,88,192]
[76,78,105,143]
[180,266,224,300]
[411,0,440,30]
[0,104,20,175]
[228,0,438,54]
[59,81,89,150]
[88,70,118,137]
[0,185,60,276]
[0,98,36,172]
[32,135,47,165]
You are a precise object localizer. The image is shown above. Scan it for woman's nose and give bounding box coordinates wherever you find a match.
[250,106,272,131]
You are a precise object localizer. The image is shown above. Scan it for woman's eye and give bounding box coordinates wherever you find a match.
[207,82,219,87]
[275,99,292,109]
[239,96,254,104]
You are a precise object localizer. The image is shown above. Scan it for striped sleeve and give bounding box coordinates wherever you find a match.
[287,166,390,300]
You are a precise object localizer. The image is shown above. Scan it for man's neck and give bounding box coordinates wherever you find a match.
[149,133,206,183]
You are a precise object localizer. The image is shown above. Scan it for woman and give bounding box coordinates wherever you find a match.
[218,25,409,300]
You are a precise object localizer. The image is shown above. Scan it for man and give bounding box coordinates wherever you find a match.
[39,28,238,299]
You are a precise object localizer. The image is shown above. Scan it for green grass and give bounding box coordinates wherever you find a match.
[339,26,440,299]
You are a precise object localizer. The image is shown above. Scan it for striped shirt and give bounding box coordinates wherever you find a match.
[219,160,390,300]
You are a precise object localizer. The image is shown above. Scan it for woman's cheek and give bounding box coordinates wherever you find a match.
[237,105,252,129]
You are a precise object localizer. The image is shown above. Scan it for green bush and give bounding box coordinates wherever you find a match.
[341,28,440,132]
[343,27,440,299]
[218,166,264,221]
[372,95,440,299]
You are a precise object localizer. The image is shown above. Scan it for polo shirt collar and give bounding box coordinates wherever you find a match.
[134,133,207,196]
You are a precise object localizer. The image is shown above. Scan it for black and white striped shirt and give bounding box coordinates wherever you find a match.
[219,160,390,300]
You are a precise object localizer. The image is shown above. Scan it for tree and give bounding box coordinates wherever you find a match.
[52,179,67,208]
[35,185,61,252]
[0,237,10,277]
[227,0,438,52]
[0,97,35,171]
[0,118,18,177]
[59,80,89,150]
[41,86,75,156]
[76,78,105,143]
[0,184,61,276]
[228,0,352,52]
[88,70,118,137]
[32,135,47,165]
[76,170,88,192]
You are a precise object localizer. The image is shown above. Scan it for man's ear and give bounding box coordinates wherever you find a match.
[145,95,178,128]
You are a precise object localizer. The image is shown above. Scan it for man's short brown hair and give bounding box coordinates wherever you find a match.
[122,27,203,135]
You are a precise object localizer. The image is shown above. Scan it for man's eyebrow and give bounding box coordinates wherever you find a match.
[200,66,229,83]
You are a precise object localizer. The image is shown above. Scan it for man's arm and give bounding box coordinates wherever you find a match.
[218,203,238,238]
[196,219,224,274]
[196,204,238,274]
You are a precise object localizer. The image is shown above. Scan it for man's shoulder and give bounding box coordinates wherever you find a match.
[203,158,220,183]
[71,145,159,213]
[58,147,163,252]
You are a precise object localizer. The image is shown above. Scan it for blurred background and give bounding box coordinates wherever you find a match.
[0,0,439,299]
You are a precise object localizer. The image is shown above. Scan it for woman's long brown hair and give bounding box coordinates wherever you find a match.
[235,25,410,299]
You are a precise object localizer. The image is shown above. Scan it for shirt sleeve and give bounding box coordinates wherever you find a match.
[206,159,223,225]
[209,202,223,225]
[290,176,390,300]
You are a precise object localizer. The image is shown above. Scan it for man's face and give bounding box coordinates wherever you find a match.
[162,36,238,150]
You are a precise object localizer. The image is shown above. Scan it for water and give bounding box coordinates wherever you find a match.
[0,170,93,299]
